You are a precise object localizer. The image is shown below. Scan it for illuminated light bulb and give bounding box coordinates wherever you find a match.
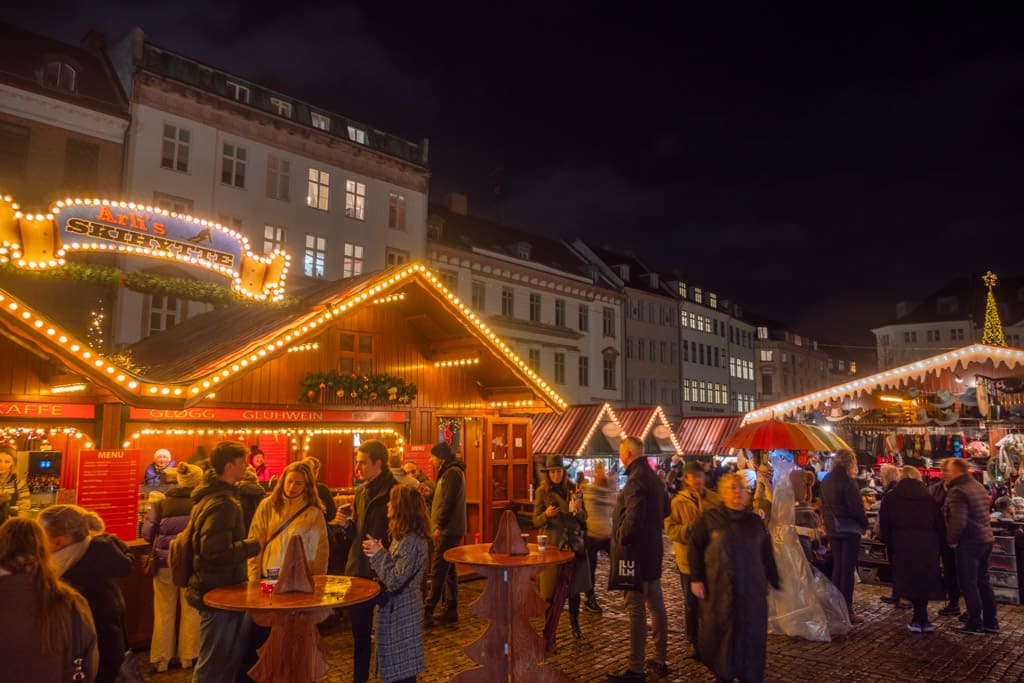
[149,387,158,394]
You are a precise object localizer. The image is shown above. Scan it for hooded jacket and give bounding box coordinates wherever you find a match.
[877,478,945,601]
[345,467,398,579]
[431,458,467,537]
[185,476,260,608]
[141,486,195,566]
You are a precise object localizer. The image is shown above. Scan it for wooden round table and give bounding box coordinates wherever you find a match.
[445,543,574,683]
[204,574,379,683]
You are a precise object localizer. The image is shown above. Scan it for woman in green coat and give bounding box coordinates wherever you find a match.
[533,455,590,642]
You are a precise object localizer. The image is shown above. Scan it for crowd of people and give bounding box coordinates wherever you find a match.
[0,433,1017,683]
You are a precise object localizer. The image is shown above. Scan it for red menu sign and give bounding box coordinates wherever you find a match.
[405,444,435,479]
[76,449,141,541]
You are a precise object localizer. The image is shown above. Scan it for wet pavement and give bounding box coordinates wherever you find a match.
[141,538,1024,682]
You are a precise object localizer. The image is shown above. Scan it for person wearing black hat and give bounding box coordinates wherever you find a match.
[423,441,466,627]
[532,454,591,644]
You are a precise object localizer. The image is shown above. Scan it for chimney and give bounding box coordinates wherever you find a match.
[444,192,468,216]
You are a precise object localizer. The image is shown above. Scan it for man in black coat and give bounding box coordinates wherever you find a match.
[607,436,668,682]
[338,439,398,683]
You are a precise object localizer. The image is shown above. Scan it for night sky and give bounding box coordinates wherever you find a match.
[13,2,1024,345]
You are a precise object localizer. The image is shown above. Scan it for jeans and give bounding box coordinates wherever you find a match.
[956,541,998,629]
[426,534,461,613]
[193,607,249,683]
[830,534,861,613]
[624,578,667,672]
[587,535,611,593]
[350,601,374,683]
[678,570,698,648]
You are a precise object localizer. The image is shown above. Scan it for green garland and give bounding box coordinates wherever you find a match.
[0,262,298,308]
[299,370,418,404]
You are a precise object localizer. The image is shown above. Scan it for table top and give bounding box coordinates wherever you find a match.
[445,543,574,568]
[203,574,380,612]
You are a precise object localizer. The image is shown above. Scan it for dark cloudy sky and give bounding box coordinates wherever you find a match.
[13,2,1024,344]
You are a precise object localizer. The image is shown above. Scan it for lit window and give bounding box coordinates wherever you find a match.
[693,287,703,304]
[304,234,326,278]
[43,61,77,92]
[307,168,330,210]
[388,192,406,230]
[226,81,249,103]
[161,124,190,172]
[311,112,330,131]
[343,243,364,278]
[266,156,290,200]
[345,180,366,220]
[347,125,367,144]
[221,143,247,188]
[270,97,292,118]
[263,224,286,255]
[709,292,717,309]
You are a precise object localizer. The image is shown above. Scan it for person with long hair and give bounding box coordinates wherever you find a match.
[247,461,328,580]
[0,517,99,682]
[39,504,133,683]
[362,484,431,683]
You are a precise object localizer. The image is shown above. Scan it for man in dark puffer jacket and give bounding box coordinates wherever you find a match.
[186,441,261,683]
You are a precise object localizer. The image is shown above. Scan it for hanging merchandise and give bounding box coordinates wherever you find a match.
[978,383,991,420]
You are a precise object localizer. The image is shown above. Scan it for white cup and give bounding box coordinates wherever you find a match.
[537,534,547,551]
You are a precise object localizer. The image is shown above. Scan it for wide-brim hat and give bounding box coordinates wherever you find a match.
[929,390,955,410]
[913,407,932,425]
[541,455,567,471]
[934,408,960,426]
[825,406,850,422]
[960,387,978,406]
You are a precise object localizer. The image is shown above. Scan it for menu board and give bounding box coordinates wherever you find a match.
[76,449,141,541]
[404,444,435,479]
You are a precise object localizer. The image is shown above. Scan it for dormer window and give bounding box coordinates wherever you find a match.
[616,264,630,280]
[347,125,367,144]
[43,61,76,92]
[226,81,250,103]
[514,241,532,260]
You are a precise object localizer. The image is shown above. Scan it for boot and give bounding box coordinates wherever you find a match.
[584,591,603,614]
[569,595,583,640]
[424,605,436,627]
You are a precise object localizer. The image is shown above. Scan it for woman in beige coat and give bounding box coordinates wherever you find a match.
[248,461,328,580]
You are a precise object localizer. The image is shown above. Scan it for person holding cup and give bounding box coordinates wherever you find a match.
[532,455,590,643]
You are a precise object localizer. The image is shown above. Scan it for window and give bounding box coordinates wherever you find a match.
[265,156,290,200]
[161,124,190,172]
[555,299,566,327]
[218,215,242,232]
[529,293,542,322]
[304,234,326,278]
[221,142,247,188]
[343,243,364,278]
[307,168,330,210]
[637,338,644,361]
[270,97,292,117]
[650,340,657,361]
[439,270,458,290]
[602,355,616,390]
[714,347,720,367]
[387,193,406,230]
[311,112,330,131]
[761,374,774,395]
[951,328,965,342]
[145,294,183,335]
[263,224,286,255]
[683,378,692,402]
[226,81,249,103]
[471,281,486,311]
[502,287,514,316]
[730,357,738,377]
[670,343,677,363]
[345,179,366,220]
[648,303,655,322]
[578,305,589,332]
[347,125,368,144]
[554,353,566,384]
[699,344,705,365]
[63,139,98,191]
[339,333,374,375]
[43,61,76,92]
[709,292,718,309]
[626,337,634,360]
[693,287,703,304]
[602,307,616,337]
[680,311,689,328]
[698,381,707,403]
[528,349,541,371]
[678,282,687,299]
[904,331,917,343]
[757,326,768,340]
[153,192,193,214]
[880,334,890,346]
[578,357,590,387]
[385,248,408,267]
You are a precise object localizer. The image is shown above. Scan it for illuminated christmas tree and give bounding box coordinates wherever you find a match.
[87,298,106,350]
[981,271,1006,346]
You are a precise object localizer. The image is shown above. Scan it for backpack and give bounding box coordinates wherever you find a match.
[168,491,231,588]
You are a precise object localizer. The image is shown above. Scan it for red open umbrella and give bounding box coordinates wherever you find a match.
[724,420,848,452]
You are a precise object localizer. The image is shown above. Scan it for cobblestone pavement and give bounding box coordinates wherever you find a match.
[141,538,1024,682]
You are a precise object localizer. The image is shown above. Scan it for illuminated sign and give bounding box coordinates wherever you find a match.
[0,402,95,419]
[0,194,290,300]
[128,407,409,423]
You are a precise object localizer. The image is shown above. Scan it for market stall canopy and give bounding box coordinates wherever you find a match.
[0,262,568,412]
[675,416,744,456]
[616,406,682,456]
[745,344,1024,424]
[531,403,621,458]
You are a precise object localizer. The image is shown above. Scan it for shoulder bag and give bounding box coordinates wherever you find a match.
[265,503,313,547]
[67,604,88,682]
